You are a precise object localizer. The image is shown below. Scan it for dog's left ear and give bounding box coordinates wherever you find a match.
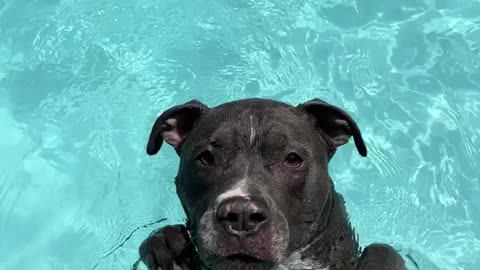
[297,98,367,157]
[146,100,209,156]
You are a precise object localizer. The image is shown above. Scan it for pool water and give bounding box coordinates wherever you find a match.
[1,0,479,269]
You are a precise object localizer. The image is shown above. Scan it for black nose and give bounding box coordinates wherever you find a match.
[216,198,269,236]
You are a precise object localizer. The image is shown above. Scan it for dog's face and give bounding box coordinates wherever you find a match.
[146,98,366,270]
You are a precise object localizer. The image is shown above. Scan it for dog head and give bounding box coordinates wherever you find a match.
[146,98,367,270]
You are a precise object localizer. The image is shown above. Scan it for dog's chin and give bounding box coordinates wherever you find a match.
[205,253,276,270]
[196,228,288,269]
[197,233,287,270]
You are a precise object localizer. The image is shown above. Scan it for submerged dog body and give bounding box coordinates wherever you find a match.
[139,98,405,270]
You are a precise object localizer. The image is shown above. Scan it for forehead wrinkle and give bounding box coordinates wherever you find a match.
[192,105,314,154]
[255,121,314,157]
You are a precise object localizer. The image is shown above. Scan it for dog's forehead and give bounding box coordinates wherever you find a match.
[210,99,304,126]
[187,99,317,149]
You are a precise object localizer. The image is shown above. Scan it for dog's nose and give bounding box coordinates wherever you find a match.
[216,198,269,236]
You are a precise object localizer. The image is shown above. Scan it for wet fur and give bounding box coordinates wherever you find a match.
[140,98,406,270]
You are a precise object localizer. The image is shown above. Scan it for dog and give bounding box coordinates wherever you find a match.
[138,98,406,270]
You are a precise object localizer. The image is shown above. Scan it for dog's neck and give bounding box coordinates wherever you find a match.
[279,190,361,270]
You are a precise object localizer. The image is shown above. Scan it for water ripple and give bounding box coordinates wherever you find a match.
[1,0,480,269]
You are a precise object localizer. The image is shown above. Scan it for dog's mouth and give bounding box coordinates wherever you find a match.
[202,252,274,270]
[226,254,264,263]
[213,253,275,270]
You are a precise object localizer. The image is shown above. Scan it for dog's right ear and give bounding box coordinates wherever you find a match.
[146,100,209,156]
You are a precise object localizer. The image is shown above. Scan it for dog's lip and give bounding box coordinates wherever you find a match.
[226,253,265,263]
[203,253,276,270]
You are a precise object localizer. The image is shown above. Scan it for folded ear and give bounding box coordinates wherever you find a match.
[146,100,209,155]
[297,98,367,157]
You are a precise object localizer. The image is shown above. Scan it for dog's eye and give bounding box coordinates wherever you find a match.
[197,151,215,166]
[285,153,303,167]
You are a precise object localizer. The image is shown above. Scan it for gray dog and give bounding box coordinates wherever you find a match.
[139,98,406,270]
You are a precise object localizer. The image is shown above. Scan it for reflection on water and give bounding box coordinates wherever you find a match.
[1,0,479,269]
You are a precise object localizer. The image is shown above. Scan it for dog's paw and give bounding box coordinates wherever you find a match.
[357,243,406,270]
[139,224,199,270]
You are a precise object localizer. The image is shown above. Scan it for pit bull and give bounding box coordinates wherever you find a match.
[138,98,406,270]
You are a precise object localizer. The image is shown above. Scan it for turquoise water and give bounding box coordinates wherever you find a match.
[1,0,479,269]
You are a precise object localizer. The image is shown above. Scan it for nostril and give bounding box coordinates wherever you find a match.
[226,212,238,222]
[249,212,266,223]
[216,198,269,236]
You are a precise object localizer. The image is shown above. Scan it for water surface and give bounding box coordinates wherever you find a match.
[1,0,479,269]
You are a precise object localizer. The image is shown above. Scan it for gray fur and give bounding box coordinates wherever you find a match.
[140,98,406,270]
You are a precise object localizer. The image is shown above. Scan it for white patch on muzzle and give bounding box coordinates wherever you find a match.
[215,180,250,205]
